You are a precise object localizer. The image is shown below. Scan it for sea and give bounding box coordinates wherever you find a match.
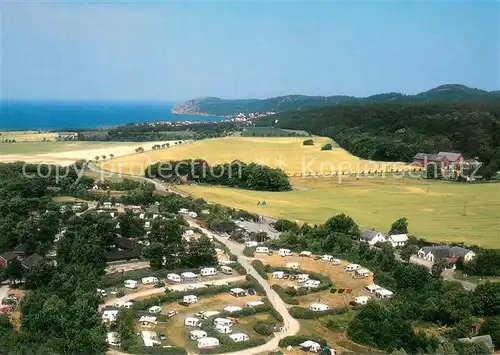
[0,101,223,130]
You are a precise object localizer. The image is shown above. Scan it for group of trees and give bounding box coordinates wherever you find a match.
[271,103,500,179]
[146,159,291,191]
[457,249,500,277]
[267,213,500,354]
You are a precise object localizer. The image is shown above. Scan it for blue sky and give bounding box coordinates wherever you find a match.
[2,1,499,101]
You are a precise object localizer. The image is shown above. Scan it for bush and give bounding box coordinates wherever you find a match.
[278,335,327,348]
[251,260,269,279]
[253,320,276,336]
[272,284,299,305]
[262,297,283,322]
[289,306,349,319]
[321,143,333,151]
[303,139,314,146]
[243,246,255,257]
[128,346,187,355]
[228,262,246,275]
[246,274,266,295]
[199,338,266,354]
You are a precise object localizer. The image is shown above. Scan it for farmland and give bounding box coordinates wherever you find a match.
[101,136,415,176]
[0,140,181,166]
[177,176,500,248]
[0,130,60,142]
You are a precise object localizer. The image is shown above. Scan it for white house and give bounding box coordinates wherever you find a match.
[106,332,120,347]
[197,337,220,349]
[417,245,476,264]
[184,317,201,327]
[359,230,387,246]
[189,330,207,340]
[230,333,249,342]
[149,306,162,314]
[223,306,242,313]
[309,303,329,312]
[141,331,161,347]
[388,234,409,247]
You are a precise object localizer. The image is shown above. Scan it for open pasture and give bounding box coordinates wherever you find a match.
[0,130,59,142]
[0,140,180,166]
[101,136,415,175]
[177,177,500,248]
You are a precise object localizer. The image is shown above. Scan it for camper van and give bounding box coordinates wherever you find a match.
[178,208,188,215]
[332,258,341,265]
[375,288,394,299]
[184,317,201,327]
[201,311,220,319]
[167,273,181,284]
[297,274,310,283]
[220,266,233,275]
[322,254,333,261]
[214,318,233,327]
[141,277,159,285]
[215,324,233,334]
[246,301,265,308]
[201,267,218,277]
[354,268,370,279]
[149,306,162,314]
[279,248,292,257]
[344,264,361,272]
[273,271,285,279]
[303,279,321,288]
[309,303,329,312]
[124,280,138,289]
[181,272,198,281]
[230,333,249,342]
[102,310,119,324]
[230,288,247,297]
[255,246,269,254]
[364,283,381,294]
[189,330,208,340]
[354,296,371,305]
[245,241,258,247]
[197,337,220,349]
[285,262,300,270]
[188,211,198,218]
[183,295,198,304]
[223,306,243,313]
[299,251,312,258]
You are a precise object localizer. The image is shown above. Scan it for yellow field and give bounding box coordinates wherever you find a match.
[101,137,416,175]
[0,130,59,142]
[176,177,500,248]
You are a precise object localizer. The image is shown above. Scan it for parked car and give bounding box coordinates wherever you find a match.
[248,289,256,295]
[154,281,165,288]
[166,310,178,318]
[159,333,167,340]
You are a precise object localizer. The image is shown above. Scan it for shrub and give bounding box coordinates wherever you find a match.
[289,306,349,319]
[128,346,188,355]
[243,246,255,257]
[199,338,266,354]
[278,335,327,348]
[251,260,269,279]
[321,143,333,151]
[262,297,284,322]
[228,262,246,275]
[253,320,276,336]
[303,139,314,146]
[246,274,266,295]
[272,284,299,305]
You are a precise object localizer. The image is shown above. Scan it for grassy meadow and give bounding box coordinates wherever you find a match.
[0,130,59,142]
[176,176,500,248]
[101,136,416,175]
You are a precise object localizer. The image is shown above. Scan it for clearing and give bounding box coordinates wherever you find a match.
[176,176,500,248]
[0,140,182,166]
[101,136,415,175]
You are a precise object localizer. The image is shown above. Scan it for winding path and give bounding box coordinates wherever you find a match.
[89,163,300,355]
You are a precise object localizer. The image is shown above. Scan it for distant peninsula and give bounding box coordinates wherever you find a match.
[171,84,500,117]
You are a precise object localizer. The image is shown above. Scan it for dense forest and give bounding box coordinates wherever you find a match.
[172,85,500,116]
[146,159,291,191]
[266,102,500,178]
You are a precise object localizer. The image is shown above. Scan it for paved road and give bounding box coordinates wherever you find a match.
[89,164,301,354]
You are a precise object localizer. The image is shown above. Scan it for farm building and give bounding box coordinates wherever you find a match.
[309,303,329,312]
[359,230,387,246]
[230,333,249,342]
[417,245,476,265]
[189,330,208,340]
[230,288,247,297]
[388,234,408,247]
[197,337,220,349]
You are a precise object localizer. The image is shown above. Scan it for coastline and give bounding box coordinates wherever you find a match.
[171,107,225,118]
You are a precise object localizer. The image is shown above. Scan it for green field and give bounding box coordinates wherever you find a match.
[176,177,500,248]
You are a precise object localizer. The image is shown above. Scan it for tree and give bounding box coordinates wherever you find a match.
[115,309,137,350]
[117,211,144,239]
[480,316,500,348]
[143,242,164,269]
[400,244,419,263]
[426,164,442,179]
[390,217,409,234]
[95,156,100,161]
[109,153,115,159]
[101,155,106,160]
[324,213,358,234]
[321,143,333,151]
[473,282,500,316]
[303,139,314,146]
[5,259,24,284]
[431,257,448,279]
